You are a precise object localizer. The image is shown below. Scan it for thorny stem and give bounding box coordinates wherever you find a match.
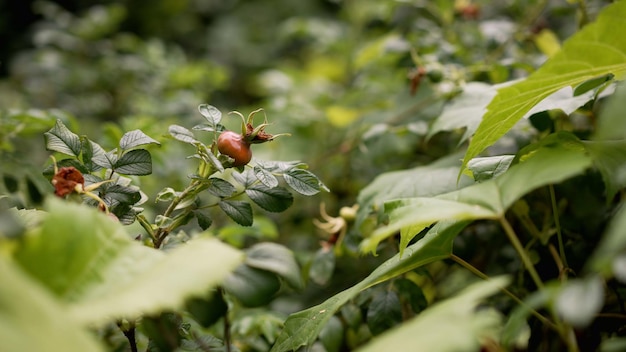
[499,217,545,290]
[549,185,569,269]
[450,254,557,330]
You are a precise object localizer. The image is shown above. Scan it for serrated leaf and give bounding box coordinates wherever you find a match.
[467,155,515,182]
[44,119,82,156]
[462,1,626,172]
[366,290,402,335]
[92,148,117,169]
[254,166,279,188]
[100,184,142,205]
[194,210,213,230]
[364,144,592,255]
[269,220,468,352]
[119,129,160,151]
[246,185,294,212]
[206,178,236,197]
[0,258,105,352]
[358,277,509,352]
[284,169,321,196]
[198,104,222,126]
[114,149,152,175]
[12,199,243,326]
[219,200,253,226]
[169,125,198,144]
[245,242,303,289]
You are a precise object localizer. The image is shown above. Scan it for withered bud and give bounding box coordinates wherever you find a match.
[52,167,84,197]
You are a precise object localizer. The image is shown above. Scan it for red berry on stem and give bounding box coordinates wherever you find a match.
[217,131,253,167]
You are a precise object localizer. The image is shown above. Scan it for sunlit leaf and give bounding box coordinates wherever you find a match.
[119,129,160,151]
[284,169,323,196]
[467,155,515,182]
[254,166,279,188]
[462,1,626,172]
[44,119,82,157]
[198,104,222,127]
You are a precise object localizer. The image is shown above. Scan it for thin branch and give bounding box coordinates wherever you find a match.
[499,217,545,289]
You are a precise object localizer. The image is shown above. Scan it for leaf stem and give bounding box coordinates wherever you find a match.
[549,185,569,269]
[499,217,544,289]
[450,254,556,330]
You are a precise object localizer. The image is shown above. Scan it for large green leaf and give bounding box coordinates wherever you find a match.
[356,277,509,352]
[0,258,104,352]
[462,1,626,171]
[269,220,469,352]
[119,129,160,151]
[114,149,153,175]
[595,81,626,141]
[12,199,243,326]
[363,143,592,255]
[44,119,82,157]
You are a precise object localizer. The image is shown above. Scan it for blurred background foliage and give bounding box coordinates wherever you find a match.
[0,0,617,350]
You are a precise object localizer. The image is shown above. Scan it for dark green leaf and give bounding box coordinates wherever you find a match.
[80,137,96,172]
[394,278,428,314]
[284,169,321,196]
[169,125,198,144]
[246,185,294,212]
[186,290,227,328]
[319,316,344,352]
[92,149,117,170]
[44,119,82,157]
[194,210,213,230]
[100,184,142,205]
[366,290,402,335]
[142,313,182,351]
[219,200,253,226]
[119,129,160,150]
[254,166,279,188]
[223,264,281,307]
[583,140,626,202]
[573,73,614,96]
[245,242,303,289]
[114,149,152,175]
[197,104,222,126]
[206,178,236,197]
[309,248,335,286]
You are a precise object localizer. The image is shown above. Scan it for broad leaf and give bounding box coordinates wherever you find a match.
[198,104,222,127]
[366,290,402,335]
[119,129,160,151]
[0,258,104,352]
[169,124,198,144]
[92,148,117,169]
[462,1,626,171]
[206,178,236,197]
[364,144,592,255]
[246,185,294,212]
[254,166,279,188]
[219,200,253,226]
[223,264,281,307]
[12,199,243,326]
[269,220,469,352]
[467,155,515,182]
[357,277,509,352]
[284,169,323,196]
[44,119,82,157]
[245,242,303,289]
[100,184,142,205]
[114,149,152,175]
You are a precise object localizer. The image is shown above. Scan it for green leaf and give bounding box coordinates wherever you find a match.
[245,242,303,289]
[427,82,497,143]
[223,264,281,307]
[582,140,626,201]
[198,104,222,126]
[574,73,614,96]
[284,169,323,196]
[219,200,253,226]
[0,258,105,352]
[100,184,142,205]
[270,221,468,352]
[254,165,279,188]
[206,178,236,197]
[364,143,592,255]
[523,85,604,119]
[587,204,626,277]
[309,248,335,286]
[44,119,82,157]
[92,148,117,169]
[246,185,294,212]
[462,1,626,171]
[357,277,509,352]
[467,155,515,182]
[114,149,152,175]
[186,290,227,328]
[394,278,428,314]
[12,199,243,326]
[169,124,198,144]
[119,129,160,151]
[595,81,626,140]
[366,290,402,335]
[194,210,213,230]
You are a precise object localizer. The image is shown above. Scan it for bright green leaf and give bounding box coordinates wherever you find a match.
[245,242,303,289]
[219,200,253,226]
[246,185,294,212]
[462,1,626,172]
[44,119,82,157]
[114,149,152,175]
[119,129,160,151]
[357,277,509,352]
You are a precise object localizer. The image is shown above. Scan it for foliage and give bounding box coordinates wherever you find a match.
[2,0,626,351]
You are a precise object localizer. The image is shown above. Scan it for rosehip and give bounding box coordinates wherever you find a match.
[217,131,252,167]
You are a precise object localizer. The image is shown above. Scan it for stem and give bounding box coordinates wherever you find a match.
[549,185,569,269]
[136,214,156,242]
[450,254,556,330]
[117,322,138,352]
[153,180,202,248]
[499,217,545,289]
[223,305,232,352]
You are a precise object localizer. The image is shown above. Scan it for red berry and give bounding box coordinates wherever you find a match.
[217,131,252,167]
